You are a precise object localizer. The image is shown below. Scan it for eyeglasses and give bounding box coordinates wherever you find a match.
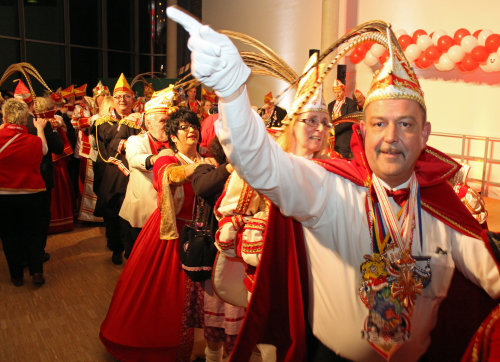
[178,124,200,131]
[297,118,332,129]
[113,94,132,100]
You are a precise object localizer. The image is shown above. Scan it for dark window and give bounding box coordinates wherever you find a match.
[70,0,100,47]
[0,1,19,37]
[24,0,64,43]
[108,51,132,78]
[71,47,101,89]
[107,0,133,51]
[25,42,65,91]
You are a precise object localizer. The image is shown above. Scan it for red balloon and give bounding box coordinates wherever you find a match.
[415,55,432,69]
[454,28,471,45]
[349,52,362,64]
[485,34,500,53]
[379,51,390,65]
[470,45,489,62]
[412,29,427,43]
[473,29,482,38]
[354,44,367,57]
[425,45,442,62]
[437,35,454,52]
[461,54,479,71]
[361,41,374,52]
[398,34,413,50]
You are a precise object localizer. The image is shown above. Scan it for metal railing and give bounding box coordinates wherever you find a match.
[429,132,500,197]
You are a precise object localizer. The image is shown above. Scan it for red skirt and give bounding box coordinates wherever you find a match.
[100,209,187,361]
[49,157,74,233]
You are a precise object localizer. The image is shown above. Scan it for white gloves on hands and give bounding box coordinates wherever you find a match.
[166,6,251,98]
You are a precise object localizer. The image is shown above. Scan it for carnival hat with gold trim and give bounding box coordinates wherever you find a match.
[74,84,87,98]
[145,84,179,116]
[288,53,328,117]
[264,91,273,103]
[364,50,425,111]
[92,80,110,98]
[14,79,33,104]
[113,73,134,96]
[332,79,345,91]
[50,91,64,105]
[61,85,74,99]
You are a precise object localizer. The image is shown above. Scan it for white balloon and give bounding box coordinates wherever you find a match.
[486,52,500,71]
[416,35,433,51]
[364,52,379,66]
[461,35,478,53]
[448,45,465,63]
[370,43,386,58]
[478,29,494,46]
[434,53,455,71]
[432,30,447,45]
[394,29,407,38]
[405,44,421,62]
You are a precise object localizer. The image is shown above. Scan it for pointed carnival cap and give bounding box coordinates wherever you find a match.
[264,91,273,103]
[289,53,328,116]
[92,80,110,98]
[364,48,426,111]
[50,91,64,105]
[113,73,133,95]
[144,84,179,116]
[61,85,74,99]
[74,84,87,98]
[202,88,217,103]
[14,79,33,104]
[332,79,345,91]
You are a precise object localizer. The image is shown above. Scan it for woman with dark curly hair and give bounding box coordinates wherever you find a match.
[100,105,212,361]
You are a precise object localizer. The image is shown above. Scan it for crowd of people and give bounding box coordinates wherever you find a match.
[1,6,500,362]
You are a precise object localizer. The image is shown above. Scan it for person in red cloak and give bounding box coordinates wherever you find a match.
[168,8,500,362]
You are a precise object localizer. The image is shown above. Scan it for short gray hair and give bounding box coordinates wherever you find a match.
[2,98,29,125]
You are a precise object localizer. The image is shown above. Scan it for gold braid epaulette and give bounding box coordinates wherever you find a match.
[119,117,142,129]
[94,115,118,127]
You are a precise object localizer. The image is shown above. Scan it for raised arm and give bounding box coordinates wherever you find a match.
[167,6,331,222]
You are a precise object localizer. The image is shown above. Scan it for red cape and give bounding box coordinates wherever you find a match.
[229,124,499,361]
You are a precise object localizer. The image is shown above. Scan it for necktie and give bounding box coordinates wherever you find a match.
[385,188,410,206]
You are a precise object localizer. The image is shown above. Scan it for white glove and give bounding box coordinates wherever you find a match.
[166,6,251,98]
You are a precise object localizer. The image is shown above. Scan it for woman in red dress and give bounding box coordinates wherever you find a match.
[100,108,207,361]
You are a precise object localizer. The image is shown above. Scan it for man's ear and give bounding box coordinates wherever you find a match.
[422,121,431,145]
[359,121,366,138]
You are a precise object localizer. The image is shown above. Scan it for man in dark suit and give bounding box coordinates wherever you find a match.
[258,91,287,128]
[14,80,64,261]
[327,80,358,158]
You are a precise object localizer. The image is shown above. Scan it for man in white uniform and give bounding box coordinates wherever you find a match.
[167,8,500,362]
[119,86,177,258]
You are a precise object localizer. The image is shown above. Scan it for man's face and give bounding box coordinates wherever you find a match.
[96,95,105,108]
[113,92,133,116]
[186,87,196,101]
[333,88,345,102]
[144,88,153,101]
[146,113,169,142]
[361,99,431,188]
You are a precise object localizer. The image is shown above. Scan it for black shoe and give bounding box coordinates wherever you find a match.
[42,252,50,263]
[32,273,45,286]
[111,251,123,265]
[11,277,23,287]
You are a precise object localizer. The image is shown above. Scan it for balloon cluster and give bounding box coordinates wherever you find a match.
[349,28,500,72]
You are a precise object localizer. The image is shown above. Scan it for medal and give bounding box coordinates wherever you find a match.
[360,173,431,359]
